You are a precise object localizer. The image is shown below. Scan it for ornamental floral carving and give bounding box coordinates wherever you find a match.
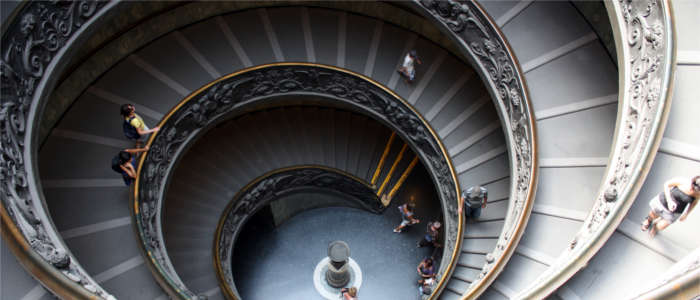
[574,0,668,258]
[517,0,673,298]
[417,0,536,297]
[215,166,383,297]
[1,1,114,299]
[629,248,700,298]
[135,65,460,298]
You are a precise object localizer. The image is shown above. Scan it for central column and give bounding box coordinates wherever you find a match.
[313,240,362,299]
[325,241,351,287]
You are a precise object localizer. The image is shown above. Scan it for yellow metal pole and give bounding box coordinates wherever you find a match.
[387,155,419,202]
[377,143,408,196]
[370,132,396,186]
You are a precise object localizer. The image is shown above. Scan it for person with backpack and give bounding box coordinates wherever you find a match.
[419,276,435,296]
[120,104,159,142]
[111,146,149,186]
[458,185,488,220]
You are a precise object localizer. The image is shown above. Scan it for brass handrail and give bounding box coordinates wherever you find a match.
[628,247,700,300]
[213,165,382,300]
[1,205,101,300]
[133,63,463,299]
[515,0,676,298]
[0,2,545,299]
[413,1,539,299]
[0,2,116,299]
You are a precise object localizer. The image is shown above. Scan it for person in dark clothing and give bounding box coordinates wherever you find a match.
[417,221,441,248]
[120,103,159,142]
[642,176,699,237]
[111,146,149,186]
[458,185,488,220]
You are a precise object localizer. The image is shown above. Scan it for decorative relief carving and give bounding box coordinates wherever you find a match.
[417,0,536,296]
[135,64,459,298]
[1,2,114,299]
[627,248,700,298]
[215,167,383,294]
[574,0,668,262]
[515,0,673,298]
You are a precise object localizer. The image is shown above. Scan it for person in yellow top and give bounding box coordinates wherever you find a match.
[120,104,159,141]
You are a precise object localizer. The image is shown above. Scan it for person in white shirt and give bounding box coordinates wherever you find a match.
[397,50,422,82]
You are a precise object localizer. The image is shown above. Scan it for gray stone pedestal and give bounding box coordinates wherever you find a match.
[325,241,351,287]
[313,241,362,300]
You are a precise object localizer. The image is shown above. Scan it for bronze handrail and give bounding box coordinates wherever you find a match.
[515,0,676,298]
[0,2,116,299]
[213,165,382,299]
[133,63,464,299]
[413,1,539,299]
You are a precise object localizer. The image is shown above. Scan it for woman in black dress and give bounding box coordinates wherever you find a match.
[641,176,700,237]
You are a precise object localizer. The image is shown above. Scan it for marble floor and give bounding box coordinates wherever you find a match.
[233,167,443,300]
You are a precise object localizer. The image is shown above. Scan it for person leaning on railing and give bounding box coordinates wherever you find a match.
[111,146,149,186]
[120,103,159,144]
[641,176,700,237]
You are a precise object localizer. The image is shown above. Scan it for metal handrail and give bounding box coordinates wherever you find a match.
[515,0,676,298]
[213,165,383,299]
[132,63,463,299]
[0,2,117,299]
[0,1,560,299]
[412,1,539,298]
[628,247,700,300]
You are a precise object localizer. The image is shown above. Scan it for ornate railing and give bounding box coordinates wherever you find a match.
[0,1,542,299]
[515,0,676,298]
[629,247,700,299]
[0,1,116,299]
[213,166,382,299]
[133,63,463,299]
[413,1,538,298]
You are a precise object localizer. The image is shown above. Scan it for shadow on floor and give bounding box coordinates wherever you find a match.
[233,166,444,300]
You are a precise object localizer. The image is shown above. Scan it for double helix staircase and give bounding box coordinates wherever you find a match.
[26,5,504,299]
[2,1,698,300]
[163,106,397,296]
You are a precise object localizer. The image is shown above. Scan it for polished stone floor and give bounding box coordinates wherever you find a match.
[233,168,442,300]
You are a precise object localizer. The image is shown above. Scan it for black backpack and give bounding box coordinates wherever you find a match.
[111,155,124,173]
[123,116,141,140]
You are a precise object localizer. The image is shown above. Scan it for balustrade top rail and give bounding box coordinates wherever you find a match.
[413,0,538,298]
[13,0,680,298]
[133,63,463,299]
[213,165,383,299]
[1,2,116,299]
[515,0,676,297]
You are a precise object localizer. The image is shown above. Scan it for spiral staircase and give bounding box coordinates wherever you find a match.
[1,1,698,300]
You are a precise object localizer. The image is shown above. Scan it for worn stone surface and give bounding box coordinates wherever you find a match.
[415,0,538,297]
[0,1,114,299]
[135,64,459,298]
